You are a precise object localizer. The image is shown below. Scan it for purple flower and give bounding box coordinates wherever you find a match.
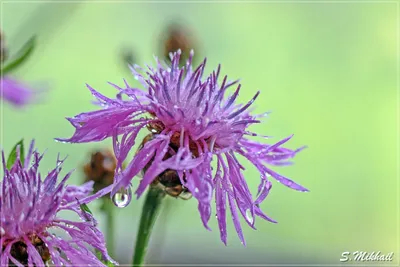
[0,140,117,266]
[57,50,307,245]
[0,77,36,107]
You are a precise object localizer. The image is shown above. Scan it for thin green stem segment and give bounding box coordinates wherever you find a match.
[132,186,166,267]
[102,198,115,258]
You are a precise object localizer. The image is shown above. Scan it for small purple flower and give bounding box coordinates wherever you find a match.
[0,77,36,107]
[57,50,307,245]
[0,140,117,266]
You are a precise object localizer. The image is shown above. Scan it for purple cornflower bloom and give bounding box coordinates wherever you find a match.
[57,50,307,245]
[0,77,36,107]
[0,140,116,266]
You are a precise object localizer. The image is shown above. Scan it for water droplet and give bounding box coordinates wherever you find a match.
[194,187,199,193]
[112,187,132,208]
[0,227,5,235]
[245,209,254,225]
[54,139,68,144]
[134,75,139,80]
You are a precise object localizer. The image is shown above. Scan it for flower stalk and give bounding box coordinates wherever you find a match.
[102,198,116,258]
[132,186,166,267]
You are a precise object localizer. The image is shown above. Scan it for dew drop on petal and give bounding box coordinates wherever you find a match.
[112,186,132,208]
[245,209,254,225]
[0,227,4,235]
[194,187,199,193]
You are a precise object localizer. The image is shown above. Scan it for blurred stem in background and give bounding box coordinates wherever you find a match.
[132,186,166,267]
[82,149,118,259]
[101,198,115,257]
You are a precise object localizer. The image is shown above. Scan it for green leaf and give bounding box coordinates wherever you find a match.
[1,36,36,75]
[80,202,93,215]
[6,139,25,169]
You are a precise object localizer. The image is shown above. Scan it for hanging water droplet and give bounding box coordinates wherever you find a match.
[112,187,132,208]
[245,209,254,225]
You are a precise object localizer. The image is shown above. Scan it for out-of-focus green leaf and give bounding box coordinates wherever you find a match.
[6,139,24,169]
[1,36,36,75]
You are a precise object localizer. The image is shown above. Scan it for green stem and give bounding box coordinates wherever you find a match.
[132,186,166,267]
[102,198,115,257]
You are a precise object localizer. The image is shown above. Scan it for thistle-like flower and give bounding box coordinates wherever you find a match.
[57,50,308,245]
[0,140,116,266]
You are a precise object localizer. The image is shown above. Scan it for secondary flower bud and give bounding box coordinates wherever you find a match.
[83,149,117,195]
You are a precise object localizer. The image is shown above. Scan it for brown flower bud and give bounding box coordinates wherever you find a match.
[83,149,117,196]
[161,23,197,67]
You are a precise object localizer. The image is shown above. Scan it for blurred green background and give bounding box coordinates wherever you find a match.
[1,1,398,265]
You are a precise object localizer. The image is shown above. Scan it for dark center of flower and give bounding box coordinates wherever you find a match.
[139,131,192,200]
[147,120,209,157]
[3,235,50,267]
[84,150,116,194]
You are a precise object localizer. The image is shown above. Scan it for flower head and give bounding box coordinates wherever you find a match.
[57,50,307,245]
[0,77,36,107]
[0,140,116,266]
